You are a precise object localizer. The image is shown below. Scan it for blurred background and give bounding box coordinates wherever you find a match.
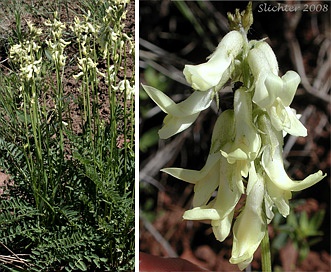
[139,1,330,271]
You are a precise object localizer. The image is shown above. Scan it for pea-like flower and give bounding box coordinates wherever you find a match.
[142,85,214,139]
[183,30,244,91]
[248,41,279,108]
[257,113,326,216]
[114,79,135,99]
[260,116,326,192]
[162,110,241,242]
[230,171,266,270]
[20,58,42,81]
[263,71,307,136]
[220,88,261,172]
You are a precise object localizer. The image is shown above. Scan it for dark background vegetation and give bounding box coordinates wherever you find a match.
[139,1,330,271]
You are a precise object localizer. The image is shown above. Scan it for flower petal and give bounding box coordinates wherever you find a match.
[249,41,279,108]
[262,142,326,191]
[158,112,199,139]
[248,41,279,77]
[283,106,307,136]
[267,98,290,131]
[183,206,221,221]
[162,152,221,184]
[184,30,244,91]
[162,152,222,206]
[184,58,231,91]
[210,109,235,153]
[143,85,214,138]
[174,89,214,116]
[212,210,234,242]
[265,176,291,217]
[264,70,300,107]
[221,88,261,161]
[213,161,242,214]
[230,174,266,269]
[142,84,213,116]
[141,84,175,113]
[281,71,301,105]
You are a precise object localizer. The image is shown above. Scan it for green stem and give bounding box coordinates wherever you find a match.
[56,67,64,159]
[261,229,272,272]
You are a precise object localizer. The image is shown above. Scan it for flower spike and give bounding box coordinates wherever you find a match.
[143,4,326,269]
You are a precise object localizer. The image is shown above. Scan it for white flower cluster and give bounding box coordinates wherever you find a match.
[98,3,133,61]
[73,57,106,80]
[9,22,43,81]
[113,79,135,99]
[44,12,71,68]
[70,2,134,99]
[70,11,104,80]
[143,29,326,270]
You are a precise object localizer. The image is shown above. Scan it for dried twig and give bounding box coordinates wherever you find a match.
[284,10,330,103]
[139,210,178,257]
[140,130,190,179]
[0,242,31,269]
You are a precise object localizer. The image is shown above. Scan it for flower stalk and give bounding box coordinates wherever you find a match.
[261,230,272,272]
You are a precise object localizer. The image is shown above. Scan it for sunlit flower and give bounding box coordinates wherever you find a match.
[257,113,326,218]
[45,13,71,68]
[263,71,307,136]
[27,21,42,37]
[220,88,261,162]
[114,79,135,99]
[248,41,279,108]
[261,119,326,192]
[183,30,244,91]
[162,110,241,241]
[142,85,214,139]
[230,172,266,270]
[73,57,105,79]
[20,58,42,81]
[248,42,307,137]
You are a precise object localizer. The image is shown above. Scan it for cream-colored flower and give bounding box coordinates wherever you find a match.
[249,42,306,136]
[257,113,325,192]
[162,110,241,242]
[183,30,244,91]
[27,21,42,37]
[261,130,326,192]
[248,41,279,108]
[114,79,135,99]
[142,85,214,139]
[263,71,307,136]
[20,58,42,81]
[221,87,261,163]
[265,174,291,217]
[230,172,266,270]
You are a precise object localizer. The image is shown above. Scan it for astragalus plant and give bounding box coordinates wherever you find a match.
[0,1,134,271]
[142,3,326,271]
